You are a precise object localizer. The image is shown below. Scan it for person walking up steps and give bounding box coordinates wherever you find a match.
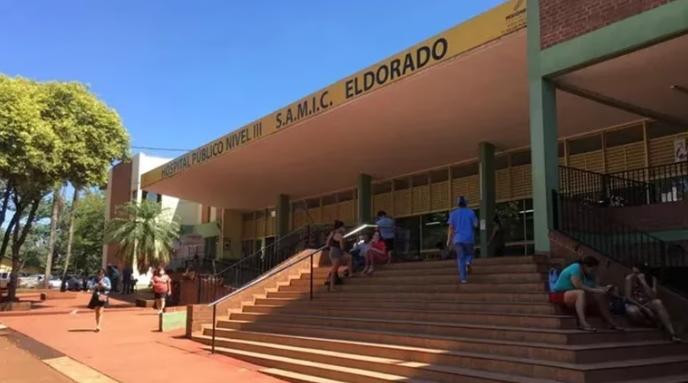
[447,196,478,284]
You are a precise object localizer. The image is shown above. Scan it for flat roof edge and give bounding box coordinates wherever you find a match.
[141,0,527,189]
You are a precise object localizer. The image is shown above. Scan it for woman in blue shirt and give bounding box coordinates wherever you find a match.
[552,256,623,332]
[87,268,111,332]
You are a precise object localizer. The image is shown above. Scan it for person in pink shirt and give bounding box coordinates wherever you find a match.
[363,231,389,275]
[151,266,171,314]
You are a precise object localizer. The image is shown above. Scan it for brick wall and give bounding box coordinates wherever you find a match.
[106,161,132,269]
[606,201,688,232]
[540,0,675,49]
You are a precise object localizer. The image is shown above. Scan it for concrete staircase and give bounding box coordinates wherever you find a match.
[192,256,688,383]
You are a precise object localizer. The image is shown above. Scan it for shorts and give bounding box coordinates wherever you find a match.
[329,247,344,263]
[549,292,565,304]
[383,238,394,251]
[154,292,168,299]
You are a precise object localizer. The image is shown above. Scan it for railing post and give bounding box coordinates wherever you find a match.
[211,303,217,354]
[310,252,314,301]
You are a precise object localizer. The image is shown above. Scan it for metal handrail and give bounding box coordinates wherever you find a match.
[212,224,321,278]
[208,223,376,353]
[554,190,687,294]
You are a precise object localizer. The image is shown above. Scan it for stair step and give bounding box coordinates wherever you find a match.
[207,345,440,383]
[199,327,688,366]
[313,263,546,277]
[266,290,550,303]
[380,256,546,269]
[279,281,548,293]
[613,374,688,383]
[216,317,662,346]
[261,368,347,383]
[252,297,561,315]
[232,309,578,330]
[198,333,688,383]
[298,273,548,284]
[203,340,562,383]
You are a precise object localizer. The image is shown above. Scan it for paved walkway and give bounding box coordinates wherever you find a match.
[0,336,74,383]
[0,293,284,383]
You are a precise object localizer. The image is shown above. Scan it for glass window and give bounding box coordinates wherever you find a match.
[412,174,428,186]
[647,122,686,139]
[568,134,602,154]
[322,194,337,205]
[373,181,392,194]
[421,212,448,250]
[394,178,410,190]
[605,125,643,147]
[451,163,478,178]
[395,216,420,258]
[430,169,449,183]
[495,155,509,170]
[510,150,531,166]
[337,190,354,202]
[306,198,320,209]
[241,240,254,257]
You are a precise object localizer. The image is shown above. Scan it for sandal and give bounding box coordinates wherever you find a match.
[671,335,683,343]
[608,324,626,332]
[578,325,598,332]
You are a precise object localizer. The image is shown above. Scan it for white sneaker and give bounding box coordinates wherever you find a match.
[460,280,468,284]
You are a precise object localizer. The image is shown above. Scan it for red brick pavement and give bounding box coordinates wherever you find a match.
[1,293,284,383]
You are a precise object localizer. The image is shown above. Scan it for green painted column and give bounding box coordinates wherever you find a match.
[275,194,290,239]
[479,142,496,258]
[357,174,372,225]
[528,0,558,253]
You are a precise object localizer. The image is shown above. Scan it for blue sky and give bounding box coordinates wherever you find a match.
[1,1,503,159]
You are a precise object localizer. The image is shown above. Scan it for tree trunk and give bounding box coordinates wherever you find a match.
[0,184,11,228]
[43,186,62,288]
[7,198,40,302]
[61,188,80,279]
[0,208,20,261]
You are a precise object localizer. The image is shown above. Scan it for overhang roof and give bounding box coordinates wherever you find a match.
[142,1,686,210]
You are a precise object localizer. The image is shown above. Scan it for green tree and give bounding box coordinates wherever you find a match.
[0,76,62,300]
[71,191,107,275]
[105,200,180,270]
[37,82,128,281]
[0,75,129,299]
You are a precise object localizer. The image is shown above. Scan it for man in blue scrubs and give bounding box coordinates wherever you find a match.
[446,196,478,284]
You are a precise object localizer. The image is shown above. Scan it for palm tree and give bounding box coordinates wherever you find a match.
[105,200,180,269]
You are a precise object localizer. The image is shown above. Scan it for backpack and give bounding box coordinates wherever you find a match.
[548,268,561,292]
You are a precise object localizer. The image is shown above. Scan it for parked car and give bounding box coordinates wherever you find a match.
[0,272,9,289]
[18,274,45,288]
[64,276,83,291]
[48,277,62,289]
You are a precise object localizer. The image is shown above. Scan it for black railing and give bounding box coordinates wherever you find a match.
[195,224,330,304]
[208,224,376,353]
[554,191,687,282]
[609,161,688,204]
[559,162,687,207]
[559,166,651,206]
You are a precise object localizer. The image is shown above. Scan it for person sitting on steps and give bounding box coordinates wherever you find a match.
[550,255,624,332]
[325,220,352,291]
[362,230,389,275]
[624,264,682,342]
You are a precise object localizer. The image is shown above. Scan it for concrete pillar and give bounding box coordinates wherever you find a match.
[528,0,559,253]
[479,142,496,258]
[275,194,290,239]
[357,174,372,225]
